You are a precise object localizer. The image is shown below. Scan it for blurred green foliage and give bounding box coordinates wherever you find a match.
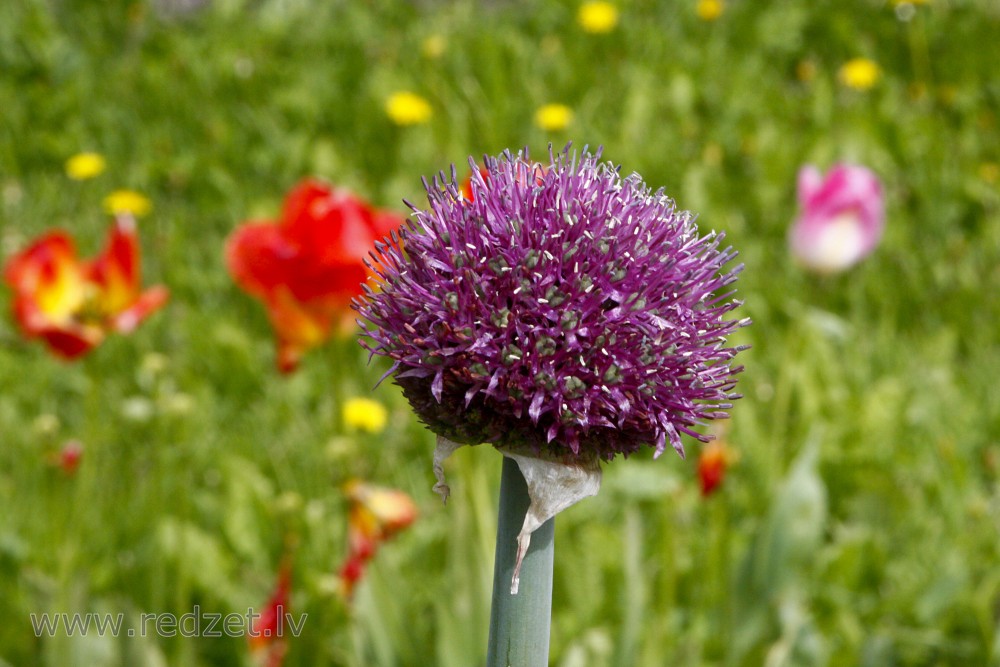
[1,0,999,665]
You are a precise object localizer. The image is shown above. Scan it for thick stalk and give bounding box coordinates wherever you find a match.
[486,457,554,667]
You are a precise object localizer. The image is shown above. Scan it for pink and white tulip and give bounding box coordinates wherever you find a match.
[789,164,885,273]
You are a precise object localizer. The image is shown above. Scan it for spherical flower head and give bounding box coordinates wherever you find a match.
[357,147,748,464]
[578,2,619,34]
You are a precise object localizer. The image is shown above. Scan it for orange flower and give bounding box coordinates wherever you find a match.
[249,561,292,667]
[338,480,418,599]
[698,438,735,496]
[226,179,405,373]
[3,215,169,359]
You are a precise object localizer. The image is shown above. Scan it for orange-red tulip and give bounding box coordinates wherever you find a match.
[57,440,83,474]
[3,215,168,359]
[460,163,546,202]
[249,561,292,667]
[338,480,418,599]
[460,166,490,202]
[226,179,405,373]
[698,438,735,497]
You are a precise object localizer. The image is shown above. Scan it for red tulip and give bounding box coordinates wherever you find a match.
[249,561,292,667]
[338,480,418,599]
[57,440,84,474]
[226,179,404,373]
[460,166,490,201]
[460,163,545,202]
[698,438,735,497]
[3,215,168,359]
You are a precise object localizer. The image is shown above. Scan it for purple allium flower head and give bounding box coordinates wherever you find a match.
[356,147,748,463]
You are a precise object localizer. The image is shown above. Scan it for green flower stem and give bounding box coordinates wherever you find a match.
[325,340,347,433]
[487,456,554,667]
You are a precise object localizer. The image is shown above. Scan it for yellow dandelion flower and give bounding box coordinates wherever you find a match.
[578,2,619,34]
[103,189,153,217]
[534,103,574,132]
[796,60,817,83]
[838,58,881,91]
[65,152,106,180]
[701,142,723,167]
[937,84,958,106]
[696,0,724,21]
[421,34,446,59]
[385,91,433,126]
[908,82,928,102]
[980,162,999,185]
[343,397,389,434]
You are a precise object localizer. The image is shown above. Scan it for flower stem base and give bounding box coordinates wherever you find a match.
[486,456,554,667]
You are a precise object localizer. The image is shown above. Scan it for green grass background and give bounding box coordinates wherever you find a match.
[1,0,999,665]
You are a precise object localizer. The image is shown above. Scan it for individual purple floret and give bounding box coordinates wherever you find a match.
[356,147,748,462]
